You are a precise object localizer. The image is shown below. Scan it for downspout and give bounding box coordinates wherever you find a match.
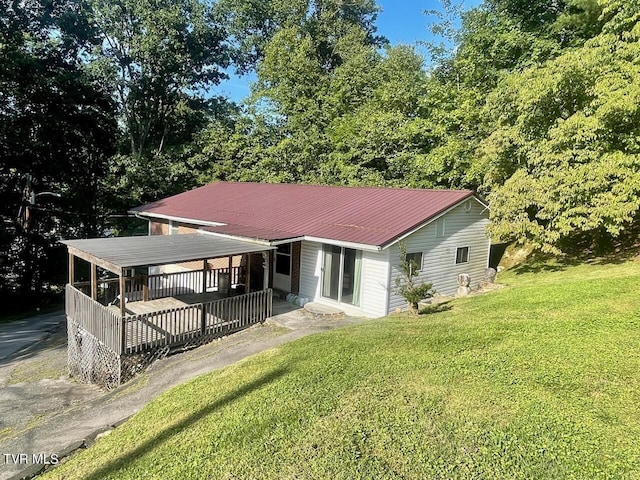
[134,213,151,236]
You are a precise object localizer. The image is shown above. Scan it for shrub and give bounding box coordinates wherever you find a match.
[395,242,435,313]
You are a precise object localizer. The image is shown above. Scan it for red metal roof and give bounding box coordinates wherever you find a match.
[131,182,476,248]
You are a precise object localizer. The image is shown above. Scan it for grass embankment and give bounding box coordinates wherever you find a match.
[46,259,640,479]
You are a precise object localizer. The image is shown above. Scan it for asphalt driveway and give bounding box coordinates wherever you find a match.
[0,313,66,362]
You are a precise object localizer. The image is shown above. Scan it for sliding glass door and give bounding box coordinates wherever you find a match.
[322,245,362,306]
[322,245,341,300]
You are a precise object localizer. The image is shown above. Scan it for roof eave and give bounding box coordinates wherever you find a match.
[130,210,227,228]
[200,230,298,246]
[301,236,382,252]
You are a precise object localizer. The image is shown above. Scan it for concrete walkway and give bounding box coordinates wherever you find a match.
[0,302,367,479]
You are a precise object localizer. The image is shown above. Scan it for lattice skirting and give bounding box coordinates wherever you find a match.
[68,320,251,389]
[120,346,170,384]
[67,319,122,390]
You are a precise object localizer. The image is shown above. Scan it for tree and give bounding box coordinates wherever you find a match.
[199,2,457,187]
[86,0,234,208]
[88,0,230,159]
[482,3,640,253]
[216,0,383,72]
[416,0,607,194]
[0,0,117,308]
[320,45,437,186]
[395,242,435,314]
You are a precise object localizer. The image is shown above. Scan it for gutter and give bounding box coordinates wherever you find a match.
[130,210,226,228]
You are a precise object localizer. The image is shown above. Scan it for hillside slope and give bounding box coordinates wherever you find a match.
[45,258,640,479]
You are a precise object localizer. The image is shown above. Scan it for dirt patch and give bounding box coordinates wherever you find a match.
[472,281,506,295]
[499,244,534,270]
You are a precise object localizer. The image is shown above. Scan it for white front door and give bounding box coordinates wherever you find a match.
[273,244,292,292]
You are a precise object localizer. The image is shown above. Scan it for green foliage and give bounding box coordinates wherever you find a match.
[483,17,640,252]
[216,0,383,72]
[87,0,230,158]
[85,0,235,208]
[195,0,398,185]
[5,0,640,304]
[418,0,640,253]
[0,0,117,307]
[0,0,235,307]
[197,0,640,257]
[198,34,436,187]
[44,258,640,479]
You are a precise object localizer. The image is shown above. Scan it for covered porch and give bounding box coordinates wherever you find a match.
[61,234,275,388]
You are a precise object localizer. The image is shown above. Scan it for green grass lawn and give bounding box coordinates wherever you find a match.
[45,258,640,479]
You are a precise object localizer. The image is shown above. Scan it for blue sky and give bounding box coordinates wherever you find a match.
[217,0,483,102]
[377,0,443,46]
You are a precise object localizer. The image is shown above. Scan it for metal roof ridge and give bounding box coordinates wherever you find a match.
[208,181,475,193]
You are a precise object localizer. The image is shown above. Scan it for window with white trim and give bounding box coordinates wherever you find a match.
[455,247,469,264]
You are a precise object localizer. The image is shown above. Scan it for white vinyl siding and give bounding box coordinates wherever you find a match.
[299,240,389,317]
[299,241,322,304]
[387,199,490,314]
[359,249,390,317]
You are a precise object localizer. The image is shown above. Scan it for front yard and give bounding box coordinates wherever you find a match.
[44,257,640,479]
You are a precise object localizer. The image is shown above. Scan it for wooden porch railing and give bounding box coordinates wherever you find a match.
[124,288,273,353]
[66,284,123,355]
[66,284,272,356]
[75,266,246,305]
[206,265,244,289]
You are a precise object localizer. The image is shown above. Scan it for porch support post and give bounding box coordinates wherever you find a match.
[91,262,97,300]
[201,261,207,333]
[142,274,148,302]
[262,252,269,291]
[202,259,207,294]
[119,269,126,318]
[68,252,75,286]
[246,253,252,293]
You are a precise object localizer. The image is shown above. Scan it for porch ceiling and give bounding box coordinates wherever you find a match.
[61,234,274,274]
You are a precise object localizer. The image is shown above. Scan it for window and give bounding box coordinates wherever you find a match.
[455,247,469,264]
[275,243,291,275]
[169,221,178,235]
[406,252,422,273]
[435,218,445,238]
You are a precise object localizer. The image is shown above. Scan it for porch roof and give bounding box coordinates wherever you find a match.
[62,234,274,274]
